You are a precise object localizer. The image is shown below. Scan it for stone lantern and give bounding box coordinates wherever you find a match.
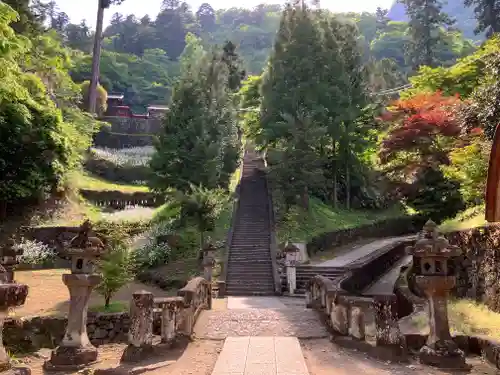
[202,243,217,282]
[0,238,23,283]
[406,220,470,370]
[283,243,300,295]
[0,265,28,372]
[45,220,106,371]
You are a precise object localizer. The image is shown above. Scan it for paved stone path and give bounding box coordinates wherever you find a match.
[211,336,309,375]
[194,297,328,340]
[200,297,317,375]
[317,235,415,267]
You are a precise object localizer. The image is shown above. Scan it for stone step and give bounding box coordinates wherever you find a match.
[229,252,271,264]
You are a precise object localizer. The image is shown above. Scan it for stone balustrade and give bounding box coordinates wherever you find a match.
[306,275,407,362]
[121,276,212,363]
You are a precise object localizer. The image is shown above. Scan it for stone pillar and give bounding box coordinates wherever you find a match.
[286,264,297,295]
[44,274,101,371]
[121,291,154,363]
[284,243,299,295]
[161,306,176,344]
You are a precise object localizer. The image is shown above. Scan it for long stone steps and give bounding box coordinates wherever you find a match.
[225,149,276,296]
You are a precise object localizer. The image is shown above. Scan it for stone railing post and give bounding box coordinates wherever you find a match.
[331,298,349,336]
[350,306,365,340]
[157,297,184,345]
[373,295,407,359]
[284,243,300,295]
[121,291,154,363]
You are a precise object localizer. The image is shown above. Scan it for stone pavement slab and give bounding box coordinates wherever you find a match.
[317,236,414,267]
[228,297,287,310]
[211,336,309,375]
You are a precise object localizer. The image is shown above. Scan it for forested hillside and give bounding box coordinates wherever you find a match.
[19,0,478,109]
[388,0,480,40]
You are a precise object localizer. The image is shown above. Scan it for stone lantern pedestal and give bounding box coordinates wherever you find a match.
[407,220,470,371]
[45,220,106,371]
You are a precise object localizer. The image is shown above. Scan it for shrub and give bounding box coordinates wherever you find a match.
[15,239,56,266]
[96,231,135,308]
[405,168,466,223]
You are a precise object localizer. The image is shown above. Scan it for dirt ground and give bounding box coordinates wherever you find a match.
[301,339,499,375]
[20,339,223,375]
[13,269,174,317]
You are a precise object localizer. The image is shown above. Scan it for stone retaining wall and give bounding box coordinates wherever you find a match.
[79,190,164,209]
[103,116,163,135]
[445,224,500,313]
[306,216,426,255]
[4,312,165,353]
[93,131,156,149]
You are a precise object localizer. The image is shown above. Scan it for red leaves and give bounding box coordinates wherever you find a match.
[380,91,462,166]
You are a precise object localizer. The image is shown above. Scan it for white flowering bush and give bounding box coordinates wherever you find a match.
[14,239,57,265]
[91,146,154,167]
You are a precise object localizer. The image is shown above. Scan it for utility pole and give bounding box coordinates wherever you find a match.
[88,0,107,115]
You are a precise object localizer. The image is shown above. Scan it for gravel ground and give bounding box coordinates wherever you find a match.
[301,339,499,375]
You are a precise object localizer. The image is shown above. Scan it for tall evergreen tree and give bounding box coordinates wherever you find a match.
[260,1,326,208]
[464,0,500,36]
[221,41,246,92]
[399,0,454,68]
[150,50,239,194]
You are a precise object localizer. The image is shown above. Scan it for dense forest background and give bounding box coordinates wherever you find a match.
[17,0,480,111]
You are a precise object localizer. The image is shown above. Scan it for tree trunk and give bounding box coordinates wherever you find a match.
[105,294,111,308]
[88,1,105,114]
[332,140,338,208]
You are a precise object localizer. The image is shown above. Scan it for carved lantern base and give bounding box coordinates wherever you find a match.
[44,346,98,372]
[419,343,470,371]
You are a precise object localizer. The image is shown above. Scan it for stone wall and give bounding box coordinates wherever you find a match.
[79,190,164,209]
[445,225,500,313]
[103,117,163,135]
[93,131,156,148]
[307,216,426,255]
[4,312,164,353]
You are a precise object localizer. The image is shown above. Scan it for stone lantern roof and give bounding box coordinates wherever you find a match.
[407,220,461,258]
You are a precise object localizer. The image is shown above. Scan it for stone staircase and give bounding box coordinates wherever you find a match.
[225,150,276,296]
[282,266,347,295]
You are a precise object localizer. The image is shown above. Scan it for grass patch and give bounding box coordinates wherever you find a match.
[439,205,486,232]
[410,299,500,341]
[277,197,410,243]
[71,171,149,193]
[89,301,128,313]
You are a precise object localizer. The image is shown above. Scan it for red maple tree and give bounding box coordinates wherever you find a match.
[379,91,463,173]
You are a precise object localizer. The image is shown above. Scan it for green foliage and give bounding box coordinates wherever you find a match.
[149,49,239,194]
[441,138,489,204]
[402,37,500,99]
[96,244,135,308]
[405,168,465,223]
[80,80,108,115]
[175,184,230,249]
